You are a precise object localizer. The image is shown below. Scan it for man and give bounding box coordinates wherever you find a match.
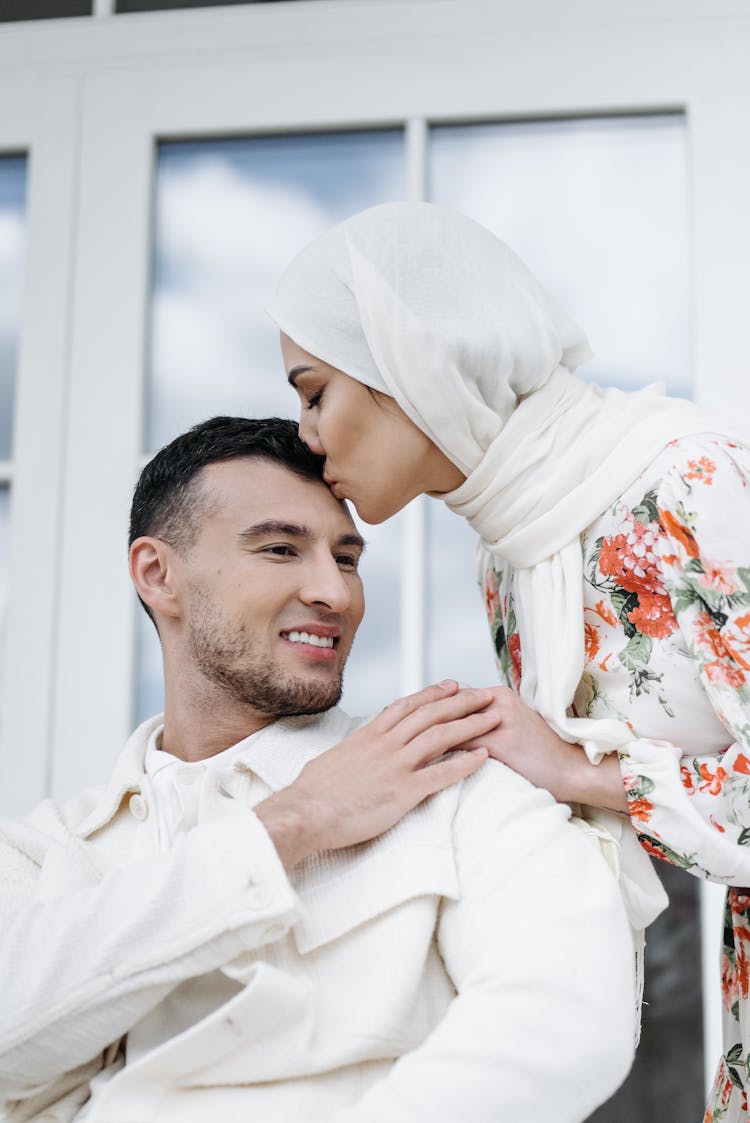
[0,417,635,1123]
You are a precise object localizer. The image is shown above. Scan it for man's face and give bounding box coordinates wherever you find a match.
[177,458,365,717]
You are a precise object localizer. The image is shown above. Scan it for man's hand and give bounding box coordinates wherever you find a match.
[255,681,498,869]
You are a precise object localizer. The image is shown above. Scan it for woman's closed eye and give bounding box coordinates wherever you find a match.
[306,389,323,410]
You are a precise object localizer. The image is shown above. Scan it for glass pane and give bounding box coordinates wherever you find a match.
[430,115,690,396]
[118,0,285,10]
[137,130,406,724]
[430,115,699,1121]
[0,156,27,461]
[0,0,91,20]
[0,486,10,735]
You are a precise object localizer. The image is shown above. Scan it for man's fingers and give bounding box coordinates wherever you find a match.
[373,680,459,733]
[407,709,500,766]
[394,687,494,744]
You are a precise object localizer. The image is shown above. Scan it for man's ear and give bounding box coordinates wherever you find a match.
[129,537,182,622]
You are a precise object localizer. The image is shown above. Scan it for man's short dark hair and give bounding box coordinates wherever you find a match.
[130,416,325,621]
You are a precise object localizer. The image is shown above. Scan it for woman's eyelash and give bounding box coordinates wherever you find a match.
[306,390,323,410]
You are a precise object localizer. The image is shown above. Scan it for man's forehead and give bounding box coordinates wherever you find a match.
[200,457,356,533]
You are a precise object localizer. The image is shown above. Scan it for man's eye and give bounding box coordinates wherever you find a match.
[306,390,323,411]
[336,553,359,570]
[264,544,296,557]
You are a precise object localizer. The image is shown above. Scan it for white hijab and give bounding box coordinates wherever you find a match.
[269,201,725,937]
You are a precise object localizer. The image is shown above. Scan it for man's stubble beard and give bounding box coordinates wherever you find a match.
[187,592,344,717]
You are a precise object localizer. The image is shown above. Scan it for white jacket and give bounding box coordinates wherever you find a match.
[0,707,635,1122]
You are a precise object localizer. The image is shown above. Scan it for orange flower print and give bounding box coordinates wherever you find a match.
[721,953,738,1011]
[584,621,600,661]
[680,765,696,794]
[627,592,678,639]
[508,632,522,690]
[735,753,750,775]
[629,797,654,824]
[699,762,727,795]
[705,661,746,690]
[694,613,750,672]
[698,559,738,596]
[638,835,671,864]
[737,939,750,1001]
[484,568,500,624]
[590,599,617,627]
[710,814,726,833]
[659,508,701,559]
[685,455,717,484]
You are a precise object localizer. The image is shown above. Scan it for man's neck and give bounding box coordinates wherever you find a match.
[160,678,275,762]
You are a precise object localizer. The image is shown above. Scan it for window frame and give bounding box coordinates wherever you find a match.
[3,1,749,1087]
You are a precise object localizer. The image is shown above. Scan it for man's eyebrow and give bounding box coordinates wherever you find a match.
[338,533,366,553]
[238,522,366,553]
[239,520,311,541]
[287,364,316,387]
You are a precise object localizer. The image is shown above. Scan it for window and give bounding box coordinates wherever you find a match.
[0,156,26,743]
[136,129,407,721]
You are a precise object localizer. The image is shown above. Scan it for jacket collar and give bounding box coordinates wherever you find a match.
[75,707,357,839]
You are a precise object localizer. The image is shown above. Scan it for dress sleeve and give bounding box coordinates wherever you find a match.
[617,438,750,884]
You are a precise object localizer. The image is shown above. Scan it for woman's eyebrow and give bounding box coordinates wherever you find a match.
[287,364,316,387]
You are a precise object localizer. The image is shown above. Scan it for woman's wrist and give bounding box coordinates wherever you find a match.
[563,748,629,814]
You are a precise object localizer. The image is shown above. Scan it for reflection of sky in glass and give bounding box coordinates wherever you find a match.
[0,157,26,461]
[147,131,405,451]
[136,130,406,724]
[430,115,690,396]
[427,115,691,687]
[0,487,10,723]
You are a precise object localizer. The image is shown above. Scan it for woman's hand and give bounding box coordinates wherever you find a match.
[461,686,628,814]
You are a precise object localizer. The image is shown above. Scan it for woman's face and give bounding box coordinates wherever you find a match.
[281,334,464,524]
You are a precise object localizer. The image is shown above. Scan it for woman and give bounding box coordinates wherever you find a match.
[269,201,750,1121]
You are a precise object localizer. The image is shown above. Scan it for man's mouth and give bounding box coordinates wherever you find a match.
[280,630,336,650]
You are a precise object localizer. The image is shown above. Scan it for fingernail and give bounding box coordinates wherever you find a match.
[438,679,457,689]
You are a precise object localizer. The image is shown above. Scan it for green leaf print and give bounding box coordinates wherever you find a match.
[619,632,654,673]
[728,1065,745,1091]
[738,828,750,847]
[738,567,750,595]
[726,1044,743,1065]
[631,491,660,525]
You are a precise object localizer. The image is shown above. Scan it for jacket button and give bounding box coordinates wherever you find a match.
[129,793,149,821]
[248,884,274,909]
[261,923,287,944]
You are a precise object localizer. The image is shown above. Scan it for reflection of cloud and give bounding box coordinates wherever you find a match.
[0,489,10,705]
[431,118,691,396]
[0,211,26,458]
[148,163,329,448]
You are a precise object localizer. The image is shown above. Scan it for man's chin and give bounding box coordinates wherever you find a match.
[249,673,344,719]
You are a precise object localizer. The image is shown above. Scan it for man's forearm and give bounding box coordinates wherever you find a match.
[0,808,298,1102]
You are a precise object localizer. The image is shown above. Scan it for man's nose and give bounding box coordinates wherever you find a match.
[299,556,351,612]
[298,412,324,456]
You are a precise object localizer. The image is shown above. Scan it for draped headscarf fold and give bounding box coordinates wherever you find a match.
[269,201,735,948]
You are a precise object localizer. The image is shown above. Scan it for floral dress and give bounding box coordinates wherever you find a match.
[481,434,750,1123]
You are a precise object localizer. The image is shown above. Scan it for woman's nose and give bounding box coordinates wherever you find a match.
[298,412,324,456]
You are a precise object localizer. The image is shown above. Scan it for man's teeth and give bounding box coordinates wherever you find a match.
[284,631,335,649]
